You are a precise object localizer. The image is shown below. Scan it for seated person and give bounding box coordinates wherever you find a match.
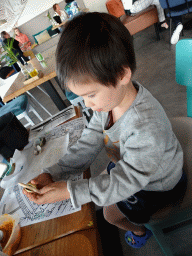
[0,66,16,79]
[122,0,168,29]
[166,15,183,45]
[64,0,80,19]
[1,31,29,65]
[23,13,187,250]
[53,3,68,24]
[14,28,32,52]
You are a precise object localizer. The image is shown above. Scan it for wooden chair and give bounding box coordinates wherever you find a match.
[145,117,192,256]
[106,0,160,39]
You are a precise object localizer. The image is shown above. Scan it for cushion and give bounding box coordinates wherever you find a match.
[33,29,47,44]
[106,0,125,18]
[47,27,60,37]
[34,30,51,45]
[0,95,28,117]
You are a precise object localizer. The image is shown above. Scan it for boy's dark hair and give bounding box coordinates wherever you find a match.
[56,12,136,88]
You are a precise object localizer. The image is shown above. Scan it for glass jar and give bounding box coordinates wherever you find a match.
[25,63,38,78]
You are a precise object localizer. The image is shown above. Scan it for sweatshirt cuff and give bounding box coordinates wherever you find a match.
[41,164,64,182]
[67,179,92,208]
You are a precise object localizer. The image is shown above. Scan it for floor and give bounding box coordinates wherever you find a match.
[17,14,192,256]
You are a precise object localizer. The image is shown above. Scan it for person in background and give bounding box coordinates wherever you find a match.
[14,28,31,52]
[53,3,68,25]
[122,0,169,29]
[1,31,29,65]
[64,0,80,19]
[23,12,187,249]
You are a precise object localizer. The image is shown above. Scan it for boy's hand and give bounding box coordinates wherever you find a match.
[30,173,54,189]
[23,180,70,205]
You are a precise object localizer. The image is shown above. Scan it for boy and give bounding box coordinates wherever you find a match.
[24,12,187,248]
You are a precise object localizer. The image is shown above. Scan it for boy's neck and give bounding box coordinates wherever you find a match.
[112,81,137,123]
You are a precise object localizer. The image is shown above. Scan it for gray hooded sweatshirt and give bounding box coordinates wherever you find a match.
[43,82,183,209]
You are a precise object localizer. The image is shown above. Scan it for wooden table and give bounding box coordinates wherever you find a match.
[3,46,67,111]
[14,199,99,255]
[11,108,103,255]
[17,228,103,256]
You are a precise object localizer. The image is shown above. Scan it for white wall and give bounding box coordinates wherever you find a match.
[83,0,108,13]
[17,0,63,27]
[17,0,107,27]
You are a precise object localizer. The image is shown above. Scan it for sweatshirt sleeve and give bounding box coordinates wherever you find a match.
[42,112,105,181]
[67,121,182,208]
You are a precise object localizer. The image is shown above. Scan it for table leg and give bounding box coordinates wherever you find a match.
[42,80,68,111]
[37,86,50,98]
[26,91,52,117]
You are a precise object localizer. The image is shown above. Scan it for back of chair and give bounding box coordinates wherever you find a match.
[176,39,192,87]
[170,117,192,176]
[159,0,188,8]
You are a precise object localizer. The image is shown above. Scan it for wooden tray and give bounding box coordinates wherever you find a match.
[23,71,44,85]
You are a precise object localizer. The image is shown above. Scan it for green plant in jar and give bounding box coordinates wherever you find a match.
[0,38,19,66]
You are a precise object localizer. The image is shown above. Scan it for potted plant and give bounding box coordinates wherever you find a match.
[1,38,19,67]
[1,38,34,80]
[46,11,55,25]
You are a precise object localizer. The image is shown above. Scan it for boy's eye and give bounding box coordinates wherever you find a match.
[88,94,95,98]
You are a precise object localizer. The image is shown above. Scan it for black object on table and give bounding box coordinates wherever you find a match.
[0,112,29,159]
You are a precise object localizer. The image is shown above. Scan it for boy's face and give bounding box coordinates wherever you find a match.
[67,69,132,112]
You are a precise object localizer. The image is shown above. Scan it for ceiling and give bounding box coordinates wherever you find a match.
[0,0,28,33]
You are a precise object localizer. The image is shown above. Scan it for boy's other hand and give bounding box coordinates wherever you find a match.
[23,180,70,205]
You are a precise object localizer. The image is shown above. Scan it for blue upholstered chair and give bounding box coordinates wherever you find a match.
[0,95,43,128]
[145,117,192,256]
[176,39,192,117]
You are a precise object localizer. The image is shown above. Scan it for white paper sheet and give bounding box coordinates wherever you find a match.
[0,117,85,226]
[0,173,83,227]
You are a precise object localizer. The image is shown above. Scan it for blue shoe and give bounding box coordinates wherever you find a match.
[125,228,153,248]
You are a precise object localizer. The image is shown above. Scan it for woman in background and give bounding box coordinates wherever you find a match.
[1,31,29,65]
[14,28,31,52]
[53,3,68,24]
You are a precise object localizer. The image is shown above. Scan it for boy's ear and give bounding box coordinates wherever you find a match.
[120,67,132,84]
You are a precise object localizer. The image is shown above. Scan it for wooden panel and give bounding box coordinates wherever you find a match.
[14,202,96,254]
[16,228,103,256]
